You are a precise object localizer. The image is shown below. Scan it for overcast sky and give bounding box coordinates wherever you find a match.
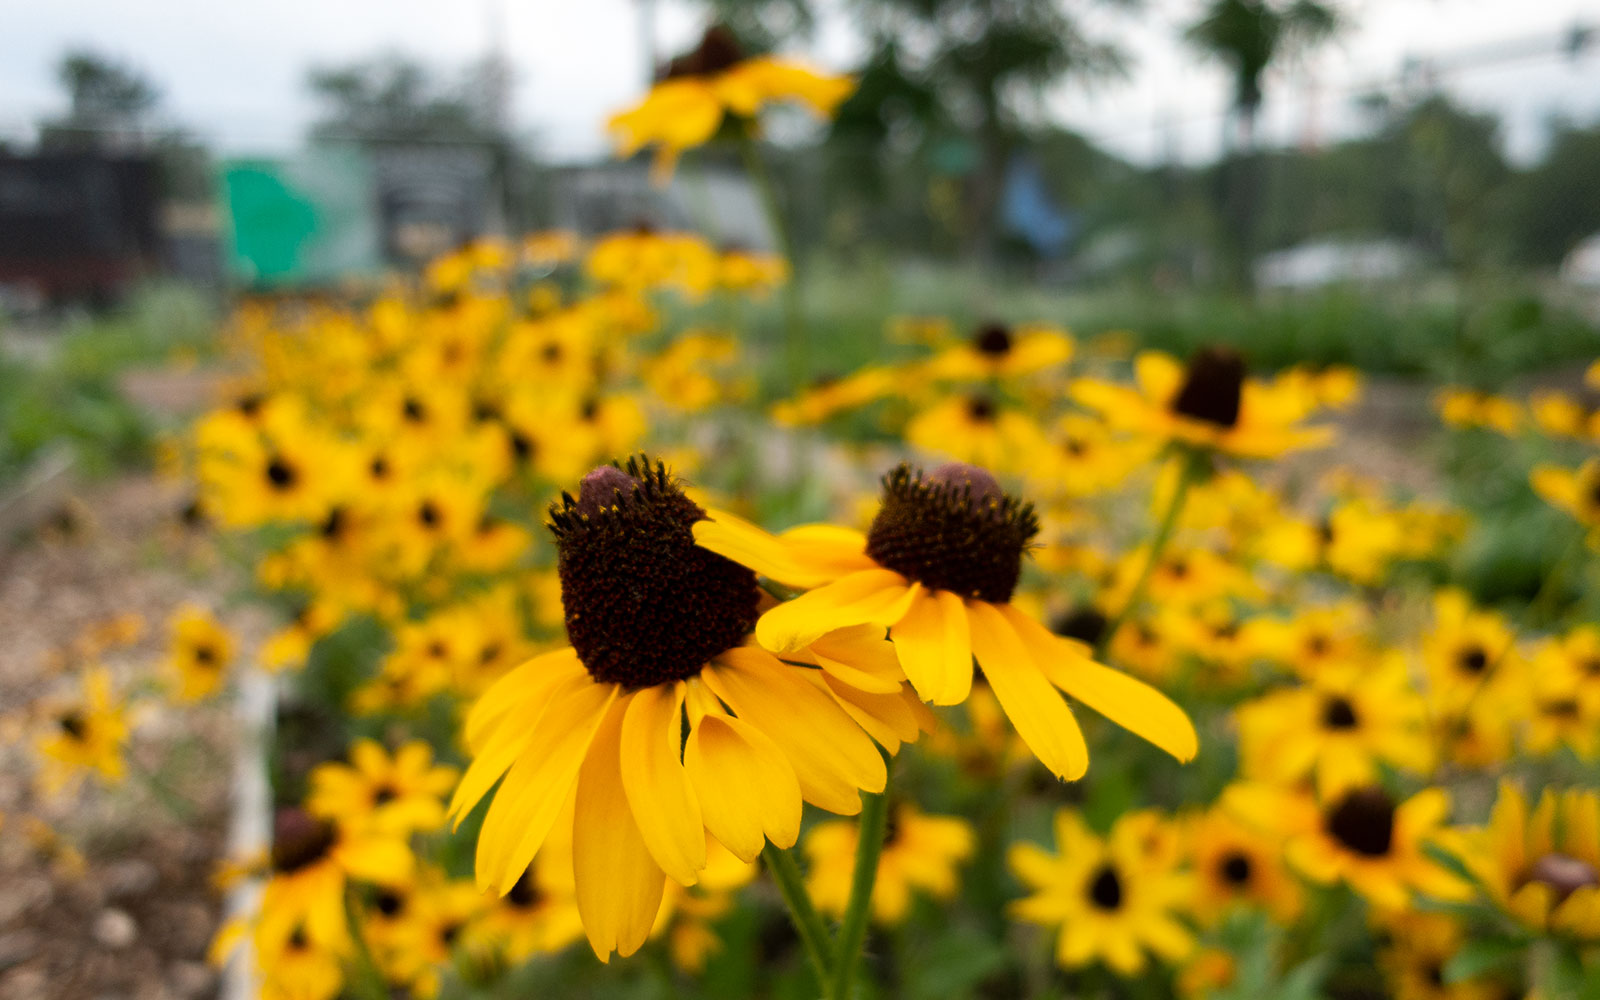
[1,0,1597,166]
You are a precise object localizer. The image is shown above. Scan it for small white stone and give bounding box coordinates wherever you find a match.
[92,908,137,949]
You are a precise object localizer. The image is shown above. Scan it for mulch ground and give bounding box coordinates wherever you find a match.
[0,472,263,1000]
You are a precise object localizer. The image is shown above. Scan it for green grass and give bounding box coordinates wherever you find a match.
[0,281,219,485]
[746,261,1600,393]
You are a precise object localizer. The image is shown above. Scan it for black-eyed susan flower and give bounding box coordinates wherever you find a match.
[1421,589,1519,717]
[1009,809,1195,974]
[1450,781,1600,940]
[1187,805,1302,925]
[307,739,458,838]
[607,26,853,180]
[918,320,1073,383]
[904,394,1049,473]
[1532,458,1600,539]
[166,604,234,701]
[477,854,586,963]
[217,806,413,977]
[1225,782,1468,912]
[451,457,912,960]
[1378,911,1514,1000]
[803,804,975,925]
[695,461,1197,781]
[1072,347,1332,458]
[34,666,129,795]
[1235,657,1432,794]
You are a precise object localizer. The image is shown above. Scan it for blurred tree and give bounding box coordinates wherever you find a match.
[39,50,161,152]
[840,0,1137,263]
[1508,120,1600,267]
[1183,0,1342,151]
[37,50,212,201]
[1183,0,1344,289]
[307,55,503,144]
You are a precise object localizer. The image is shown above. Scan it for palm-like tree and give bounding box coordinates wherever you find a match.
[1185,0,1343,151]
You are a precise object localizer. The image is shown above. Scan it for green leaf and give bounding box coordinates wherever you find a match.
[1444,937,1526,983]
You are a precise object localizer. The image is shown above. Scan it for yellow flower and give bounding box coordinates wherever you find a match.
[1532,459,1600,535]
[375,877,493,998]
[1450,781,1600,940]
[1235,657,1433,794]
[167,604,234,701]
[1187,806,1302,925]
[1072,347,1332,459]
[772,367,897,426]
[1421,589,1519,718]
[1379,911,1514,1000]
[1010,809,1195,974]
[221,806,413,968]
[803,804,975,925]
[451,458,917,961]
[308,740,458,838]
[476,850,587,963]
[1436,388,1523,435]
[695,461,1197,781]
[1224,782,1468,912]
[904,394,1050,473]
[34,666,129,794]
[608,27,853,180]
[917,321,1074,383]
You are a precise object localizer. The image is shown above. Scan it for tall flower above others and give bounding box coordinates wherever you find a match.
[450,457,916,961]
[1071,347,1332,458]
[608,26,854,181]
[694,461,1197,781]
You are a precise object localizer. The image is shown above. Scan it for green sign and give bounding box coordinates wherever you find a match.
[220,146,379,287]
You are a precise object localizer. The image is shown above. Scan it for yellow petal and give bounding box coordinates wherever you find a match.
[574,697,667,961]
[703,647,885,814]
[967,601,1087,781]
[1006,607,1197,762]
[474,675,617,894]
[619,682,706,886]
[890,588,973,705]
[684,713,802,862]
[756,569,917,652]
[694,510,850,588]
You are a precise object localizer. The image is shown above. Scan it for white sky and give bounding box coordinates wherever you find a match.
[0,0,1596,165]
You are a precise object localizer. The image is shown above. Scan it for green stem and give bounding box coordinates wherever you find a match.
[1097,449,1203,660]
[128,755,199,820]
[829,772,891,1000]
[762,843,834,988]
[738,134,807,393]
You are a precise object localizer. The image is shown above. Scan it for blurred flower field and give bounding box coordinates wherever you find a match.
[6,28,1600,1000]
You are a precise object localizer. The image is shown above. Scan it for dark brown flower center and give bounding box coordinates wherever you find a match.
[1088,864,1123,910]
[1219,851,1253,886]
[271,808,339,874]
[660,25,745,80]
[1324,787,1395,858]
[58,711,88,741]
[265,456,297,491]
[1528,852,1600,903]
[1321,696,1359,730]
[507,870,544,909]
[965,395,996,423]
[551,457,759,689]
[972,322,1013,357]
[864,463,1038,604]
[1457,645,1489,675]
[1170,346,1245,428]
[1052,606,1108,646]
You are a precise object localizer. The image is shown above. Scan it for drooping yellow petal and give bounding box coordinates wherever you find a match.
[619,682,705,886]
[890,588,973,705]
[474,675,617,894]
[1005,607,1197,763]
[756,569,917,652]
[694,510,855,589]
[807,624,905,695]
[684,713,802,862]
[703,647,885,815]
[574,698,667,961]
[966,601,1087,781]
